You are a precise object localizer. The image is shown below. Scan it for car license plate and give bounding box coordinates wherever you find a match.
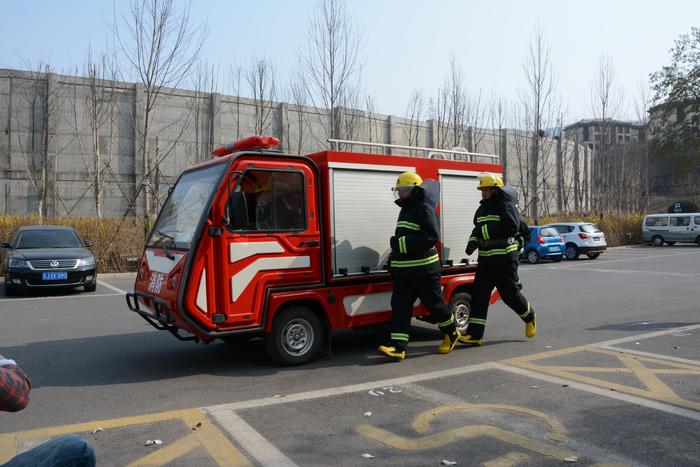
[549,247,559,252]
[42,271,68,281]
[593,237,601,242]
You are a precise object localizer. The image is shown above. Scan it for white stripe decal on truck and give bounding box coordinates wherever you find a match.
[229,242,285,263]
[145,251,184,274]
[231,256,311,302]
[196,268,208,312]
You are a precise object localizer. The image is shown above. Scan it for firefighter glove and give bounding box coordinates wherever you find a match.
[465,241,477,256]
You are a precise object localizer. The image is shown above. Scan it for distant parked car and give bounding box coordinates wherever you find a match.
[546,222,607,260]
[521,226,565,264]
[642,213,700,246]
[2,226,97,296]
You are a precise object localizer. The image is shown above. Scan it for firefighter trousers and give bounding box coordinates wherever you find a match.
[465,261,535,340]
[389,272,456,350]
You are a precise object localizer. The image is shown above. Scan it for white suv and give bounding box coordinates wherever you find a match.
[546,222,607,260]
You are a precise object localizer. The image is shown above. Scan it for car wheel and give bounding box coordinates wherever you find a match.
[265,306,323,366]
[449,292,471,335]
[84,282,97,292]
[565,244,579,260]
[526,250,539,264]
[552,255,562,263]
[665,241,676,246]
[587,253,600,259]
[651,235,664,246]
[696,236,700,247]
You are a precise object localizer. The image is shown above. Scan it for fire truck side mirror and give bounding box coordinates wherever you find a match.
[227,191,249,230]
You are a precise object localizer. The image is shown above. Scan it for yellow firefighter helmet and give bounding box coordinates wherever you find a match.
[477,174,504,190]
[395,171,423,189]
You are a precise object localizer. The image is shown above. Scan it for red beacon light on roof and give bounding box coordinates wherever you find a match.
[211,135,280,157]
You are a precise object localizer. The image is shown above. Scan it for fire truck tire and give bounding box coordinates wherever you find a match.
[266,306,323,366]
[449,292,471,335]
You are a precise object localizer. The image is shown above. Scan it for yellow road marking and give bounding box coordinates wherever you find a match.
[127,433,201,467]
[483,451,529,467]
[504,347,700,411]
[359,403,580,462]
[0,408,249,466]
[411,403,567,443]
[358,423,578,461]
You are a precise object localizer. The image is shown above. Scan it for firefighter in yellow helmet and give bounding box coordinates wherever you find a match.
[378,171,461,361]
[461,174,537,346]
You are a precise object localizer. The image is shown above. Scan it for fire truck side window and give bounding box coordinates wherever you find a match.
[236,170,306,231]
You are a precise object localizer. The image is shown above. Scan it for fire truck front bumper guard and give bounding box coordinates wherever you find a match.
[126,292,198,342]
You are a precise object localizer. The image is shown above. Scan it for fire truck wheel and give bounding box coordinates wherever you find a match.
[449,292,471,335]
[266,306,323,366]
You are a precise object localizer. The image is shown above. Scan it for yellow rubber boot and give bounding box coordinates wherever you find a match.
[438,329,461,354]
[525,313,537,338]
[378,345,406,361]
[458,334,483,346]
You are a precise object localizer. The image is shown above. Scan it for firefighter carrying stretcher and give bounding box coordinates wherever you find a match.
[378,172,461,361]
[463,174,537,344]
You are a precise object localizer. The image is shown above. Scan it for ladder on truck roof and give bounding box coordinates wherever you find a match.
[327,139,499,163]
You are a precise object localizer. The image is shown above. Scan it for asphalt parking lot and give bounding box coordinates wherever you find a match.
[1,246,699,466]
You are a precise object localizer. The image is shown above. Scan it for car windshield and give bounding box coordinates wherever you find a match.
[15,229,83,249]
[580,224,601,234]
[147,162,227,250]
[540,227,559,237]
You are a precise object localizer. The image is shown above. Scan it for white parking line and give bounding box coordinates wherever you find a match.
[548,267,700,278]
[96,280,127,294]
[206,363,494,412]
[1,293,122,302]
[590,345,700,366]
[591,323,700,347]
[208,410,299,467]
[492,362,700,422]
[550,250,700,268]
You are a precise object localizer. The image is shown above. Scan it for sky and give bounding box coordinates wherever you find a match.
[1,0,698,125]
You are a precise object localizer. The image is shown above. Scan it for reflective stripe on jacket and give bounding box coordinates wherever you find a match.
[389,193,441,278]
[469,192,521,265]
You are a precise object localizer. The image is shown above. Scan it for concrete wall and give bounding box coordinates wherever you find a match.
[0,68,590,218]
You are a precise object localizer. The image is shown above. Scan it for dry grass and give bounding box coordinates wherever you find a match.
[527,214,645,247]
[1,212,647,273]
[0,215,147,273]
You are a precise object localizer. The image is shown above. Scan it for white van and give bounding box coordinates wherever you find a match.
[642,213,700,246]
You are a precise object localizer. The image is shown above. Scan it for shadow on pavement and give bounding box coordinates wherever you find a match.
[1,324,495,388]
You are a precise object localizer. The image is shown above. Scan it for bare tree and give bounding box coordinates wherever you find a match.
[246,57,277,135]
[403,89,425,148]
[13,63,68,219]
[445,57,466,149]
[430,87,450,150]
[301,0,363,146]
[282,68,310,154]
[191,62,218,164]
[82,49,120,217]
[590,54,624,213]
[521,26,557,221]
[364,93,380,145]
[225,64,244,140]
[113,0,206,219]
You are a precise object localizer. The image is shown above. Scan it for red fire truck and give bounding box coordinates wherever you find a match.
[126,136,502,365]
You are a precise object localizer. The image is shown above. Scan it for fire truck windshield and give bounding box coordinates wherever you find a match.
[147,162,227,251]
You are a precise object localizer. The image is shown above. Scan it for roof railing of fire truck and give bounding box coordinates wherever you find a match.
[327,139,499,163]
